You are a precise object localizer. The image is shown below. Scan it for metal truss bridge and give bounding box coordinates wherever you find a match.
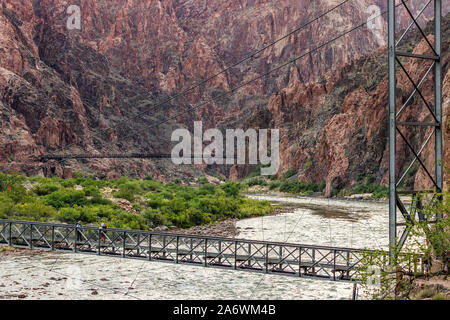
[1,219,422,283]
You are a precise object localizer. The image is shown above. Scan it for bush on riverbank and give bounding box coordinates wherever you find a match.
[243,171,325,195]
[359,190,449,300]
[278,180,325,195]
[337,175,389,199]
[0,172,272,230]
[242,166,391,198]
[246,179,268,187]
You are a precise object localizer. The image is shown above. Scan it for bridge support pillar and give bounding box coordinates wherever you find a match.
[388,0,442,261]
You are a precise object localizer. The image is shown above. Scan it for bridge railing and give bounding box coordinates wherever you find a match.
[0,219,422,282]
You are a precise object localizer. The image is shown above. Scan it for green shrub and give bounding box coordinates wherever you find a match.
[0,172,26,192]
[93,205,121,220]
[142,180,163,192]
[366,174,376,184]
[42,190,88,208]
[279,180,323,194]
[89,195,112,205]
[114,181,142,201]
[60,179,77,188]
[188,196,238,220]
[32,183,61,196]
[143,208,169,227]
[176,190,196,201]
[56,205,124,224]
[0,171,275,231]
[303,159,312,170]
[282,168,296,179]
[196,177,208,184]
[167,198,187,214]
[319,181,326,192]
[186,208,212,226]
[220,181,240,197]
[161,191,174,200]
[247,179,268,187]
[16,202,57,221]
[109,211,147,230]
[0,175,29,202]
[239,199,272,217]
[370,186,389,199]
[269,181,281,190]
[431,293,448,300]
[198,183,216,195]
[83,186,102,197]
[0,193,17,217]
[56,207,82,223]
[351,178,389,198]
[146,194,165,209]
[247,167,260,178]
[72,171,85,179]
[407,166,418,177]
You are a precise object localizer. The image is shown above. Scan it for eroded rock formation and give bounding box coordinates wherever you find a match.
[0,0,448,193]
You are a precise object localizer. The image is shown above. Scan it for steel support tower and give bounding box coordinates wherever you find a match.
[388,0,442,260]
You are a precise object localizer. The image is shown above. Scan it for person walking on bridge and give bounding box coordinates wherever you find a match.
[100,223,107,243]
[75,221,83,243]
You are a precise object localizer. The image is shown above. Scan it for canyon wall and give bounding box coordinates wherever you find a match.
[0,0,448,193]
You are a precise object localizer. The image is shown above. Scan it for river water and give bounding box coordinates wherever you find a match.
[0,195,391,300]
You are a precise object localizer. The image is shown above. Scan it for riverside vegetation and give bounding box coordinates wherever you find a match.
[0,172,272,230]
[358,190,449,300]
[242,166,389,198]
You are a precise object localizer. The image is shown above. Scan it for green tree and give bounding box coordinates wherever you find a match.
[221,181,240,197]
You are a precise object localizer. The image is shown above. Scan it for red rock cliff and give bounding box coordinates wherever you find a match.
[0,0,448,190]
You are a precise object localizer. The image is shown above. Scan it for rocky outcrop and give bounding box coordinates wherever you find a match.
[110,198,136,214]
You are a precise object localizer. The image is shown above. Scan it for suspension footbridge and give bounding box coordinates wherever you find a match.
[0,0,443,287]
[1,219,423,282]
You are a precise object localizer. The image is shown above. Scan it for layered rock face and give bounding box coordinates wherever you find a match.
[0,0,448,193]
[268,17,450,195]
[0,0,187,179]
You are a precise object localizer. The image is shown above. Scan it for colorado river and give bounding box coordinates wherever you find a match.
[0,195,391,300]
[242,195,389,250]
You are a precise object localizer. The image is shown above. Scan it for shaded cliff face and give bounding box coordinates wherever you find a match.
[0,0,448,191]
[0,1,186,179]
[5,0,446,124]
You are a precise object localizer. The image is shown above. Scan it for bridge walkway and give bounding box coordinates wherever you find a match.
[1,219,423,282]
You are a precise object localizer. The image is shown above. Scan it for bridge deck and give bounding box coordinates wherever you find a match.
[1,219,421,282]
